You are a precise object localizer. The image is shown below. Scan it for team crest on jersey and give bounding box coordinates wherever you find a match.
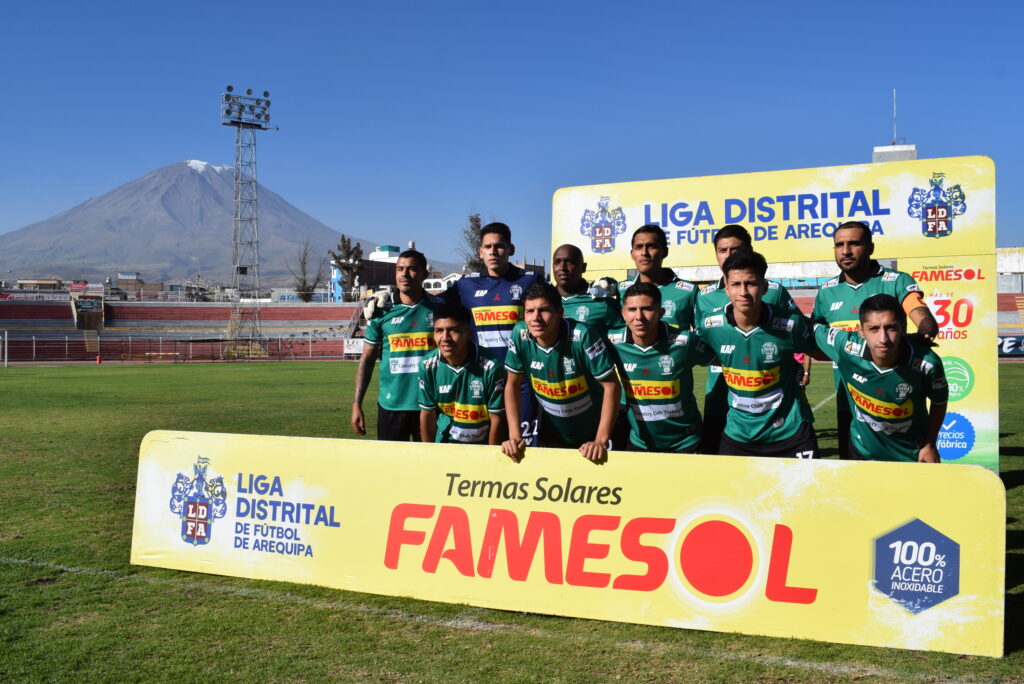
[908,172,967,239]
[509,284,523,300]
[580,195,627,254]
[760,342,778,363]
[169,456,227,547]
[658,355,674,374]
[664,300,676,317]
[575,305,589,321]
[563,357,576,374]
[470,378,484,398]
[895,383,913,400]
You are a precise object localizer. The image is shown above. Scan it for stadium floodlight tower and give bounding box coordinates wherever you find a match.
[220,85,272,357]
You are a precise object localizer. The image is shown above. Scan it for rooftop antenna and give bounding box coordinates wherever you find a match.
[892,88,897,146]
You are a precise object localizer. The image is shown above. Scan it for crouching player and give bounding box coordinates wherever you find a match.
[695,251,819,458]
[614,282,715,452]
[418,304,506,444]
[503,283,621,462]
[814,294,947,462]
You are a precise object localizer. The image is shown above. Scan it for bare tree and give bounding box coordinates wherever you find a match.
[288,239,328,302]
[328,235,364,302]
[457,213,485,273]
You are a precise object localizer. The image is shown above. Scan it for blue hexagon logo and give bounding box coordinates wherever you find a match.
[873,519,960,613]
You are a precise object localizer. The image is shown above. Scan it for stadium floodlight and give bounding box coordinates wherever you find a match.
[220,86,272,130]
[219,85,276,351]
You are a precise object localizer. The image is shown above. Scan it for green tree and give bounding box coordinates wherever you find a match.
[288,239,327,302]
[328,235,364,302]
[458,213,485,273]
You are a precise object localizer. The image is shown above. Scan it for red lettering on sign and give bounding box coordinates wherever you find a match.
[566,515,620,588]
[765,524,817,604]
[612,517,675,591]
[477,509,563,584]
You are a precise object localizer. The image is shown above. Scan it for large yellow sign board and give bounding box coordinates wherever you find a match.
[552,156,998,471]
[132,431,1005,657]
[552,156,994,268]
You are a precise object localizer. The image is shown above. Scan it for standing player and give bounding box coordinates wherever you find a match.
[503,283,621,462]
[351,249,441,441]
[694,224,800,454]
[617,224,698,331]
[695,251,819,458]
[552,244,621,339]
[812,221,939,459]
[418,303,506,444]
[447,222,542,442]
[814,294,947,462]
[614,282,715,453]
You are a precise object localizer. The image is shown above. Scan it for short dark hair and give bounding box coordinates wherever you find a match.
[859,293,906,326]
[397,249,427,270]
[714,224,752,248]
[622,281,662,306]
[631,223,668,250]
[432,302,473,328]
[480,222,512,243]
[721,250,768,280]
[836,220,872,243]
[523,282,562,311]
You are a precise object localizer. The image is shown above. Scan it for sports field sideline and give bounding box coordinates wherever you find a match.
[1,362,1021,682]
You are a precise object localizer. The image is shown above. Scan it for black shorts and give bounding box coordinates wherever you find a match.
[718,421,819,459]
[376,404,422,442]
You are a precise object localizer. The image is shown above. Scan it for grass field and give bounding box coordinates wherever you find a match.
[1,361,1021,682]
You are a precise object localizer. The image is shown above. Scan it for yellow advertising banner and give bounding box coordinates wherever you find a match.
[552,156,994,268]
[903,254,998,469]
[552,156,998,471]
[131,431,1005,657]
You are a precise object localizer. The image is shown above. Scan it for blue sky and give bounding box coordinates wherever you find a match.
[1,1,1020,267]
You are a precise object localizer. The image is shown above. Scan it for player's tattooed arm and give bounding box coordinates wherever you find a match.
[351,343,378,435]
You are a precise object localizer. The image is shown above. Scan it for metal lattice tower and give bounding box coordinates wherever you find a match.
[220,86,273,357]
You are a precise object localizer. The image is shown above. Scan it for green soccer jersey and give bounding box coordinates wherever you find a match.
[694,278,799,417]
[562,290,622,339]
[504,318,616,446]
[613,323,715,452]
[811,262,924,392]
[417,344,506,444]
[814,326,948,461]
[695,304,816,444]
[617,272,698,330]
[363,293,441,411]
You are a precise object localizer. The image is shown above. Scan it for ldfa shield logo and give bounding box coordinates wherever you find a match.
[580,196,627,254]
[169,456,228,546]
[908,172,966,238]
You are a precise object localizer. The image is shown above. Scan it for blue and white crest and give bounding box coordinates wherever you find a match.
[580,196,627,254]
[908,173,966,239]
[170,456,228,546]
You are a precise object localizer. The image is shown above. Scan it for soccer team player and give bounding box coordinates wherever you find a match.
[693,224,800,454]
[811,220,939,459]
[813,294,947,462]
[417,303,506,444]
[444,222,542,444]
[352,222,951,464]
[502,283,621,462]
[351,249,441,441]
